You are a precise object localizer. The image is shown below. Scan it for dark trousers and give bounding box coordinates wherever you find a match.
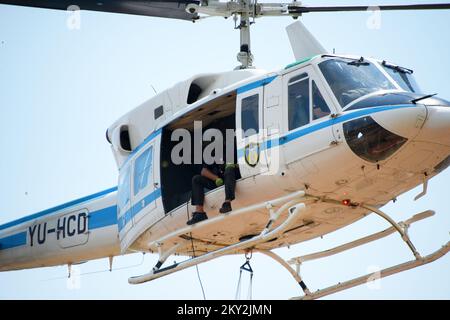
[191,167,236,206]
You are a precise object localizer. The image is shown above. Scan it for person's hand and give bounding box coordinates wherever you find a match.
[215,178,224,187]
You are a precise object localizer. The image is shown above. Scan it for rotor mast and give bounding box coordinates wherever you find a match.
[236,0,254,69]
[193,0,296,69]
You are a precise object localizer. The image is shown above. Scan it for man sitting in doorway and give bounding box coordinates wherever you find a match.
[187,162,238,225]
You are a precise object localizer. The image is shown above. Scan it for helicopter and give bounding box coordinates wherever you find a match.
[0,0,449,300]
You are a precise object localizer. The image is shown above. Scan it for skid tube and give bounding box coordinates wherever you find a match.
[284,206,449,300]
[292,242,449,300]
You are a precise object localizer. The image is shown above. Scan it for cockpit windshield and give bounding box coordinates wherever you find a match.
[319,58,396,108]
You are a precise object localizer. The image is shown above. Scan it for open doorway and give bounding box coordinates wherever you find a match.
[160,92,239,213]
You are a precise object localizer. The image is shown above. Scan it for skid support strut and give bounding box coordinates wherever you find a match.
[129,191,307,284]
[286,209,448,300]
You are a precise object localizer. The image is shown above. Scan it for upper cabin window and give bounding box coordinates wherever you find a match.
[134,146,153,196]
[154,106,164,120]
[241,94,259,137]
[312,80,331,120]
[288,73,310,131]
[118,165,131,215]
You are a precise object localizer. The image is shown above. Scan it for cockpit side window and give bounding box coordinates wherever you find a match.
[312,80,331,120]
[288,74,310,131]
[380,62,421,93]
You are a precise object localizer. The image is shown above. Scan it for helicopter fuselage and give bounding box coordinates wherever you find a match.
[1,54,449,271]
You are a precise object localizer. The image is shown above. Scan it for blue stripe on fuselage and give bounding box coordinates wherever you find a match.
[238,104,414,158]
[0,232,27,250]
[237,76,277,95]
[0,187,118,232]
[89,206,118,230]
[117,188,161,232]
[0,206,118,251]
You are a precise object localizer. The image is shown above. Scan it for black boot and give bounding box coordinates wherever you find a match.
[219,201,232,214]
[187,212,208,225]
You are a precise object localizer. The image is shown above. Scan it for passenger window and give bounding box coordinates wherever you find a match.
[134,146,153,196]
[288,75,310,131]
[241,94,259,137]
[312,81,331,120]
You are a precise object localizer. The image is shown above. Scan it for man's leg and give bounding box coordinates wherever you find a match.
[224,167,236,201]
[191,175,206,213]
[220,167,236,213]
[188,175,216,225]
[191,175,217,211]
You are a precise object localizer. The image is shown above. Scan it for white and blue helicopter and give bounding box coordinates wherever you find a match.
[0,0,449,300]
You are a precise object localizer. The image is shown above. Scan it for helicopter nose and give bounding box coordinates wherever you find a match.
[370,105,427,141]
[415,106,450,146]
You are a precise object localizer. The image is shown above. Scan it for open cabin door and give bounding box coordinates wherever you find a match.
[117,133,163,253]
[236,84,269,177]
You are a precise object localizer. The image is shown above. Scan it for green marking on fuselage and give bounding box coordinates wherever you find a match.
[284,55,319,70]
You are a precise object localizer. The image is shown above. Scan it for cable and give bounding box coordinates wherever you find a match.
[186,201,206,300]
[195,265,206,300]
[235,255,254,300]
[235,269,243,300]
[190,232,207,300]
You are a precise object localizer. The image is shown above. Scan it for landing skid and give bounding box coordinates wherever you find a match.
[292,243,449,300]
[284,208,449,300]
[128,194,449,300]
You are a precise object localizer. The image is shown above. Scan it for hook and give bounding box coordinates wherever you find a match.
[245,250,253,261]
[241,251,253,273]
[240,260,253,273]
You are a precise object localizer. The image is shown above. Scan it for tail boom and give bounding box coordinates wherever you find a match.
[0,187,120,271]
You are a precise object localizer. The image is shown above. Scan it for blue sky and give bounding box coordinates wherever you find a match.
[0,0,449,299]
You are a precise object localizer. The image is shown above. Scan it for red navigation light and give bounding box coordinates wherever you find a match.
[342,199,351,206]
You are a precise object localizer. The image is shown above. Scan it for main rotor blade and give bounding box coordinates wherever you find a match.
[0,0,200,20]
[288,3,450,14]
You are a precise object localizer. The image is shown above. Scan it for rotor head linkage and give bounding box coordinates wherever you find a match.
[188,0,450,68]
